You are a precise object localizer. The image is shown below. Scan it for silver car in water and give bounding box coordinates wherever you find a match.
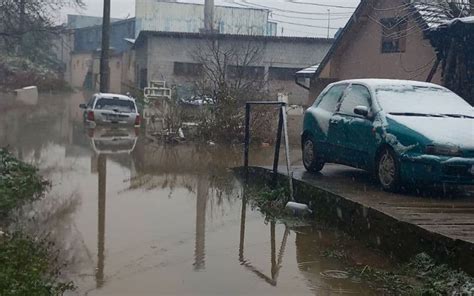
[80,93,141,127]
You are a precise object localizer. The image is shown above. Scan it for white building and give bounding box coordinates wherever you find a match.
[135,0,277,36]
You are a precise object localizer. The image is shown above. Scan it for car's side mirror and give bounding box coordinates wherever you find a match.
[354,106,369,118]
[79,104,87,109]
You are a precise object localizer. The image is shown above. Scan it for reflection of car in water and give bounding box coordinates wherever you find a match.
[302,79,474,191]
[87,127,138,155]
[80,93,141,127]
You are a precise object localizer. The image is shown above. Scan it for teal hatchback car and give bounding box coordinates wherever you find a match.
[302,79,474,191]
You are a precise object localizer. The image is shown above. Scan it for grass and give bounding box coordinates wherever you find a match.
[0,148,74,295]
[245,184,293,221]
[348,253,474,295]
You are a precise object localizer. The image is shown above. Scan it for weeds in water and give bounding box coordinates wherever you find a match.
[245,185,298,221]
[349,253,474,295]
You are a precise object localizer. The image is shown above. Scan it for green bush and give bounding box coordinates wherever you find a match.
[0,148,49,218]
[0,233,74,296]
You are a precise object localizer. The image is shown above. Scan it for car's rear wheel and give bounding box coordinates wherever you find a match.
[303,137,325,173]
[377,147,401,192]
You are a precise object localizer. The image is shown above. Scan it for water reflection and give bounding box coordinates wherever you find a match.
[1,93,395,295]
[96,154,107,288]
[238,189,291,287]
[193,176,209,271]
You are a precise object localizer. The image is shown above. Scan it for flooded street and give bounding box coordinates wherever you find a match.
[2,93,397,295]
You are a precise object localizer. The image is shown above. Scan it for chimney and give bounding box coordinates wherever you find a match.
[204,0,214,33]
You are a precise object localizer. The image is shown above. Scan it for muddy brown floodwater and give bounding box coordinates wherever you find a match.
[1,93,398,296]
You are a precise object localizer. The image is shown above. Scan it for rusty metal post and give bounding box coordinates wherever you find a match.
[272,107,284,186]
[244,103,251,175]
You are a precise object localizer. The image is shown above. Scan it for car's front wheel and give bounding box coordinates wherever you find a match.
[302,137,325,173]
[377,147,401,192]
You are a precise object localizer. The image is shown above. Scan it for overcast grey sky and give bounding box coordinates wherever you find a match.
[62,0,361,37]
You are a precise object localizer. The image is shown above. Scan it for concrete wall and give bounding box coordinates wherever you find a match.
[139,34,333,105]
[70,52,128,94]
[135,0,271,36]
[71,53,93,89]
[311,0,442,104]
[51,31,74,84]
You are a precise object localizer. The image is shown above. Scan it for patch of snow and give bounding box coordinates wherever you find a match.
[412,1,452,29]
[308,108,331,136]
[444,16,474,25]
[384,132,418,154]
[376,85,474,116]
[443,157,474,164]
[296,64,320,76]
[406,154,442,162]
[387,115,474,149]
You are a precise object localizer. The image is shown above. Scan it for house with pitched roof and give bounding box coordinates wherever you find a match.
[297,0,470,106]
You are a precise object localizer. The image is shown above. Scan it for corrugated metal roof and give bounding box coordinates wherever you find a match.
[412,1,453,29]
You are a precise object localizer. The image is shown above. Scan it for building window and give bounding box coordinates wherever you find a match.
[174,62,203,76]
[269,67,302,81]
[381,18,407,53]
[227,65,265,80]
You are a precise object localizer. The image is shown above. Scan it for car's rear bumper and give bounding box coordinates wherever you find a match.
[85,119,139,127]
[400,154,474,185]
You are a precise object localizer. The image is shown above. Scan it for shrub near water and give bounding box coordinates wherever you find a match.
[0,233,74,296]
[0,148,49,218]
[0,149,74,295]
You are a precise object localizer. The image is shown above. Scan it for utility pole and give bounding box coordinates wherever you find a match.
[327,9,331,38]
[204,0,214,33]
[100,0,111,93]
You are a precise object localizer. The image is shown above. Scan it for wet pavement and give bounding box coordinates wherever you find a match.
[1,92,405,295]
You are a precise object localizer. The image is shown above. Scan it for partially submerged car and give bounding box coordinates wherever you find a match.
[80,93,140,127]
[302,79,474,191]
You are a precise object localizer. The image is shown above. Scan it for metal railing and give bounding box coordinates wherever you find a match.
[243,101,294,200]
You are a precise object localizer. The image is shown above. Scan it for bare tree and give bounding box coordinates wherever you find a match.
[0,0,84,59]
[190,35,268,104]
[189,35,277,143]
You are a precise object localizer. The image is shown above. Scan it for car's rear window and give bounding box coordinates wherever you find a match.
[95,98,136,112]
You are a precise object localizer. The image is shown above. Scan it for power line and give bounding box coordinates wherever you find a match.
[239,0,354,16]
[271,12,349,21]
[284,0,357,10]
[270,19,341,30]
